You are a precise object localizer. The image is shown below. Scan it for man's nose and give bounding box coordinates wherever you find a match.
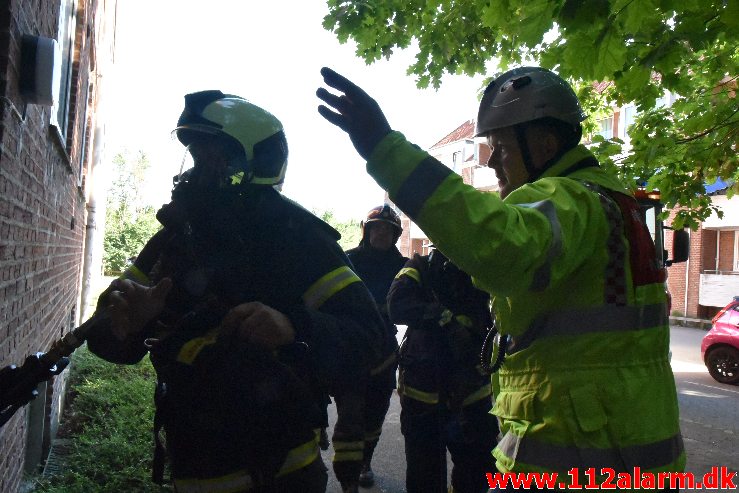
[486,153,497,169]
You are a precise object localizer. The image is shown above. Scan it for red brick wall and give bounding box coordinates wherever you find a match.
[686,227,704,318]
[461,166,472,185]
[398,216,411,257]
[478,143,491,167]
[0,0,98,489]
[411,238,425,257]
[664,210,705,318]
[701,229,718,271]
[665,219,719,320]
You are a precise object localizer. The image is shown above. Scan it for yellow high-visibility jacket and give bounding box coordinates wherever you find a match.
[367,132,685,486]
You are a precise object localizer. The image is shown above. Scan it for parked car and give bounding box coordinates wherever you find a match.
[701,296,739,385]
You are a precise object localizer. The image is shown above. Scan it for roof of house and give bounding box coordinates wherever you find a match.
[429,119,476,149]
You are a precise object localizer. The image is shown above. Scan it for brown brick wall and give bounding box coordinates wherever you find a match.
[478,142,491,165]
[0,0,98,490]
[685,227,704,318]
[398,216,411,257]
[664,209,705,318]
[702,229,718,271]
[664,209,721,318]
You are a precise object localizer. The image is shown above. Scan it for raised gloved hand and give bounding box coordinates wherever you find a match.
[316,67,392,160]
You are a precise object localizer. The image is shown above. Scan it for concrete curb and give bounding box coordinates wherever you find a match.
[670,316,712,330]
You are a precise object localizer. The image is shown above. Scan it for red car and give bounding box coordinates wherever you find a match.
[701,296,739,385]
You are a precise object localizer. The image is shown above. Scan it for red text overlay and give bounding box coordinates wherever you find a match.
[486,466,737,490]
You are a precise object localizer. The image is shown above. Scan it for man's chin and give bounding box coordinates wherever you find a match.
[498,181,510,198]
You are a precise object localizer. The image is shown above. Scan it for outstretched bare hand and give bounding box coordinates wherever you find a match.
[316,67,392,160]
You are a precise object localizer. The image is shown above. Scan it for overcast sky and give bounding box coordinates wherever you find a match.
[105,0,488,221]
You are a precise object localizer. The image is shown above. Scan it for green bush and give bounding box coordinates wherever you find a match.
[103,205,161,276]
[27,346,172,492]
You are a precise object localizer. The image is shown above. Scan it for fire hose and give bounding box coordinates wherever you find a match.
[0,313,107,428]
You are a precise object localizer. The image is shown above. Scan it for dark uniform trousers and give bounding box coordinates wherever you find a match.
[402,395,498,493]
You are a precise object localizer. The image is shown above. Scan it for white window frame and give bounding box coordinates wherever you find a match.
[618,104,637,142]
[51,0,78,140]
[77,82,90,186]
[734,231,739,272]
[597,116,614,139]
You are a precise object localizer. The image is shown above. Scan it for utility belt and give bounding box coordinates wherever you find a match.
[172,429,321,492]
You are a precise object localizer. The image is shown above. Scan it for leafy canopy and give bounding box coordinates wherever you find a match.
[323,0,738,228]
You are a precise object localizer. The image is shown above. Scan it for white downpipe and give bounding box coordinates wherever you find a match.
[716,230,720,271]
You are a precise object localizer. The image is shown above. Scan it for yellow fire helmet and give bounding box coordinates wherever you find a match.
[174,90,288,186]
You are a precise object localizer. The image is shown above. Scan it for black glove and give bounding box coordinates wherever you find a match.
[316,67,392,160]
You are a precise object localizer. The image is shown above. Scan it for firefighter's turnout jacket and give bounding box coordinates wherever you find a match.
[87,185,384,490]
[365,132,685,486]
[387,252,492,411]
[345,242,407,380]
[346,243,408,315]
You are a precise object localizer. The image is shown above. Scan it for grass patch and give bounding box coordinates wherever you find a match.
[26,345,172,492]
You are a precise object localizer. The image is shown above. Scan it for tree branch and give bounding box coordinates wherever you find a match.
[675,111,739,144]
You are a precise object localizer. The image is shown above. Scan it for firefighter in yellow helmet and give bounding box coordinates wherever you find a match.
[86,90,384,491]
[317,67,685,490]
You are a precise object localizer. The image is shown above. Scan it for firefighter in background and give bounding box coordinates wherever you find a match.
[330,205,407,490]
[317,66,685,490]
[86,90,384,492]
[387,248,498,493]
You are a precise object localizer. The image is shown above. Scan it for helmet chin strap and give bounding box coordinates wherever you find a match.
[514,124,570,183]
[514,125,541,183]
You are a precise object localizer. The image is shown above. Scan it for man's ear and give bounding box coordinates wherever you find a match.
[543,130,561,161]
[528,126,562,169]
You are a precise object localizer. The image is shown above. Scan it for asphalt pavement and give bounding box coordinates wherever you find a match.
[320,325,739,492]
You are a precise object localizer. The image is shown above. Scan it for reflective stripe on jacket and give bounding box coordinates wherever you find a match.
[367,132,685,483]
[173,430,321,492]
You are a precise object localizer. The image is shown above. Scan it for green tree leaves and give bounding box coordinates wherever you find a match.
[103,151,162,275]
[316,209,362,250]
[323,0,738,227]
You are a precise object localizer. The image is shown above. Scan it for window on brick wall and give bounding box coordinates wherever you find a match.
[51,0,78,140]
[618,104,637,143]
[77,83,90,186]
[734,231,739,272]
[597,116,613,139]
[655,91,677,109]
[452,150,463,172]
